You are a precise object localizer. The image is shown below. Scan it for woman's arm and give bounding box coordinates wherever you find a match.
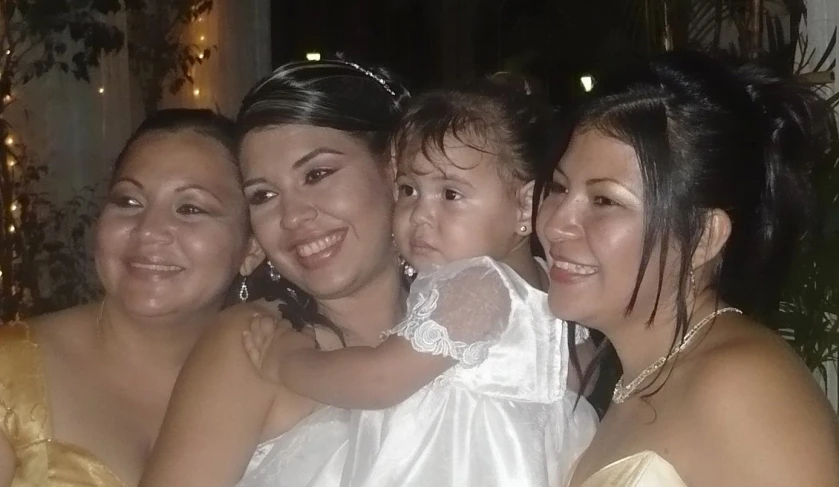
[0,432,14,487]
[140,304,313,487]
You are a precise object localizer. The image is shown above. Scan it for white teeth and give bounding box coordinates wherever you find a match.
[296,233,343,257]
[553,260,597,275]
[130,263,182,272]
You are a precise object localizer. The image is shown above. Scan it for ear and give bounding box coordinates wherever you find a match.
[239,236,265,276]
[692,209,731,271]
[515,180,536,236]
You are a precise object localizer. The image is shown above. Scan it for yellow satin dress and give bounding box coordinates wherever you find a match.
[576,451,688,487]
[0,322,128,487]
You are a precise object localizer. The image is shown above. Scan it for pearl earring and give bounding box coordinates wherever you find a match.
[520,224,528,234]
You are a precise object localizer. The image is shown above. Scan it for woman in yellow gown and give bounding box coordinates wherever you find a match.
[0,109,259,486]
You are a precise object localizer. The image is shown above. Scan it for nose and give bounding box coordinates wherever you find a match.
[280,193,318,230]
[408,195,435,227]
[134,206,175,245]
[539,194,583,243]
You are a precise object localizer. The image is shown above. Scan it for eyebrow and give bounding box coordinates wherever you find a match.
[437,172,476,189]
[178,183,228,205]
[114,177,143,188]
[556,170,640,198]
[243,147,345,187]
[115,178,225,202]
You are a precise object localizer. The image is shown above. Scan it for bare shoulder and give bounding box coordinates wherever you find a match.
[681,316,839,486]
[688,316,831,417]
[200,300,292,347]
[25,303,100,352]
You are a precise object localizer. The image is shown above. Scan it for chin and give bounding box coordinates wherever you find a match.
[301,271,361,301]
[546,298,587,324]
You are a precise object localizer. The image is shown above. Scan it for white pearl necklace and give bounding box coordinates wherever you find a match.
[612,306,742,404]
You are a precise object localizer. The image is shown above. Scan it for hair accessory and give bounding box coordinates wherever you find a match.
[239,279,249,302]
[268,262,282,282]
[612,306,742,404]
[339,60,397,97]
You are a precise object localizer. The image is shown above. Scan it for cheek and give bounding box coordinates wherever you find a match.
[341,174,394,233]
[181,223,246,270]
[94,214,133,262]
[392,205,411,244]
[249,207,278,244]
[589,219,647,296]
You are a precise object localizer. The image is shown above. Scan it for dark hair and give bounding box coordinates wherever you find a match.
[235,59,410,337]
[111,108,238,187]
[393,73,556,187]
[546,51,831,402]
[237,59,409,159]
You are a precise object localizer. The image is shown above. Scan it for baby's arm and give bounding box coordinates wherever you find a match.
[273,336,456,409]
[249,257,511,410]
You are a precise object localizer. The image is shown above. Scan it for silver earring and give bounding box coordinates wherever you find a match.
[520,224,528,234]
[239,279,249,301]
[268,262,281,282]
[399,256,416,279]
[688,269,697,297]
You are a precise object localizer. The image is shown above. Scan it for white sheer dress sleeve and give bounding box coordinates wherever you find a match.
[387,257,512,368]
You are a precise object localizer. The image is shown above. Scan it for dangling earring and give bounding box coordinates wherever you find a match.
[391,232,416,279]
[268,261,281,282]
[239,279,249,302]
[399,255,416,279]
[688,268,697,300]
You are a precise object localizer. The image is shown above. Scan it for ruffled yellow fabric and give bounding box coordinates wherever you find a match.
[0,322,128,487]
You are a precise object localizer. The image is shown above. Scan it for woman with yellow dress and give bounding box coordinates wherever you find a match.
[0,108,259,486]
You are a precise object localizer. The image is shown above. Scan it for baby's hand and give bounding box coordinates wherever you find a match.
[242,314,316,384]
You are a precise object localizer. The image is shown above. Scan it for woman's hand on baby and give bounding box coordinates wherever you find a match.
[242,314,316,384]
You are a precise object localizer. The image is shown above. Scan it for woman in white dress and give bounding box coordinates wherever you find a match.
[536,50,839,487]
[140,59,413,487]
[242,78,598,487]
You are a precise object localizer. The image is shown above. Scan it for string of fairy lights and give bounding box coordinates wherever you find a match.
[1,10,212,285]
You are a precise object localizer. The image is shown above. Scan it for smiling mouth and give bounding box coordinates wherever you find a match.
[552,259,598,276]
[294,230,346,258]
[128,262,184,272]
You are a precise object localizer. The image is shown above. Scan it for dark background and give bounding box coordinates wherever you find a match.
[269,0,647,100]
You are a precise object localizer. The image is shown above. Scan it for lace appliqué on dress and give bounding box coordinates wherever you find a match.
[386,288,492,368]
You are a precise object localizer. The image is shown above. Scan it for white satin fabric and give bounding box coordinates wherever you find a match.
[239,256,598,487]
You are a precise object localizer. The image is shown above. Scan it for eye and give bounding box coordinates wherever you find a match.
[398,184,416,198]
[247,189,277,206]
[177,204,209,215]
[545,181,567,196]
[443,189,462,201]
[304,168,335,185]
[107,194,141,208]
[593,195,620,207]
